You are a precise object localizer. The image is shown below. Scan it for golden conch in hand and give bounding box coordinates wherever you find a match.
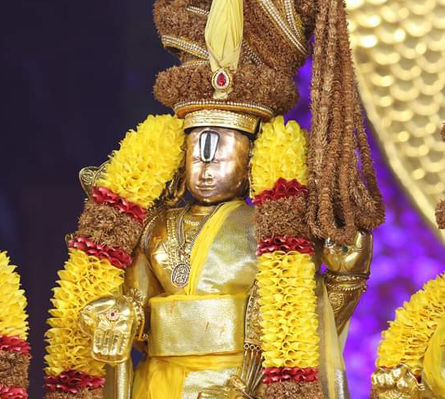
[79,296,137,365]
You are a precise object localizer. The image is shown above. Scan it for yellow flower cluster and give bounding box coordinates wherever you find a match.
[251,116,308,196]
[377,273,445,375]
[257,251,319,368]
[0,251,28,340]
[45,249,124,376]
[97,114,185,209]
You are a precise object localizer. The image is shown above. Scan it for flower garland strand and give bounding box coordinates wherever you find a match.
[251,117,324,398]
[376,273,445,375]
[0,251,30,399]
[44,115,185,399]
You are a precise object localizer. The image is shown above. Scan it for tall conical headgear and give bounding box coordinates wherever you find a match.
[153,0,309,134]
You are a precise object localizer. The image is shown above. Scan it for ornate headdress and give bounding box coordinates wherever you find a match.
[154,0,385,244]
[153,0,310,135]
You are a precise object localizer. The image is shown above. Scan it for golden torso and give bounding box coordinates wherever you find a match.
[127,201,259,399]
[143,203,258,297]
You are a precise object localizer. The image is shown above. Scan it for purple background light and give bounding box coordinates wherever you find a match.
[289,59,445,399]
[2,3,444,396]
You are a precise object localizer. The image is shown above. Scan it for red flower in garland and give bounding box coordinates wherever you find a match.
[263,367,318,384]
[0,385,28,399]
[68,236,133,269]
[0,336,30,355]
[257,236,314,255]
[92,186,147,223]
[253,178,308,206]
[44,371,105,394]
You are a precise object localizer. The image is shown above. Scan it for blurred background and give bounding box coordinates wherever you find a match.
[1,1,444,398]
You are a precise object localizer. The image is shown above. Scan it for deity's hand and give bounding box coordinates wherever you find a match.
[79,295,139,365]
[198,376,256,399]
[322,230,373,275]
[371,365,424,399]
[322,231,373,334]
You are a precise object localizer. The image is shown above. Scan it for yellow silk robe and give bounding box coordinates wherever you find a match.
[117,201,349,399]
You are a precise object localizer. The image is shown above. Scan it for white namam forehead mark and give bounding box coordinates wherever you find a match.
[199,130,220,162]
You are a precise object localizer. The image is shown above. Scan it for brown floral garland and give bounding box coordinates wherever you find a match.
[77,201,141,254]
[435,123,445,229]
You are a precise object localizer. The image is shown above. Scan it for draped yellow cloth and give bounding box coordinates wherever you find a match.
[187,201,244,295]
[317,280,350,399]
[130,200,349,399]
[205,0,243,73]
[133,201,245,399]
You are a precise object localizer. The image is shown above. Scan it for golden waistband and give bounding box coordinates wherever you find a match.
[149,294,247,357]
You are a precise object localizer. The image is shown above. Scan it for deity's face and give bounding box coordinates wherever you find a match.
[185,127,251,204]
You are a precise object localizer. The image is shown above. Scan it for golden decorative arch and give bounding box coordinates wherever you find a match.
[346,0,445,242]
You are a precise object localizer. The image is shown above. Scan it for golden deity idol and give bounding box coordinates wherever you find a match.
[79,126,373,399]
[43,1,386,399]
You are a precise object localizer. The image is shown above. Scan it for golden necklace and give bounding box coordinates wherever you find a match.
[170,203,221,288]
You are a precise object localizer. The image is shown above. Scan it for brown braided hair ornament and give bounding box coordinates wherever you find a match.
[307,0,385,244]
[435,123,445,229]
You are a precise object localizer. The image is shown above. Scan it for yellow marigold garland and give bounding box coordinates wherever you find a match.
[97,114,185,208]
[0,251,28,340]
[251,117,320,376]
[45,249,124,376]
[45,114,186,388]
[257,251,319,368]
[251,116,308,196]
[376,273,445,375]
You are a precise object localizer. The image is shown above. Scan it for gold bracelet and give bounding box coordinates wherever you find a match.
[124,289,147,341]
[324,270,369,292]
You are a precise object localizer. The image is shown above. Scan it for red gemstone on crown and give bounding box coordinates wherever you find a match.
[216,72,227,88]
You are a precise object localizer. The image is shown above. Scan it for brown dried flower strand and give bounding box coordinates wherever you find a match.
[154,0,207,49]
[265,380,325,399]
[44,388,103,399]
[254,196,312,242]
[77,201,143,254]
[307,0,385,245]
[154,63,299,117]
[437,125,445,230]
[154,0,308,72]
[243,0,308,72]
[0,351,30,389]
[436,199,445,230]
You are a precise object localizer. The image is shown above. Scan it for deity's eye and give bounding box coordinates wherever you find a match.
[199,130,220,162]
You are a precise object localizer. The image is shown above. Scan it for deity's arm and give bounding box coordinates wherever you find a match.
[321,231,373,335]
[123,241,164,351]
[80,238,163,399]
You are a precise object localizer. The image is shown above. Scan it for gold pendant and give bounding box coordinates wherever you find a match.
[171,263,191,288]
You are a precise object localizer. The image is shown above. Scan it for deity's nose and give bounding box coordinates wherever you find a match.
[201,164,214,181]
